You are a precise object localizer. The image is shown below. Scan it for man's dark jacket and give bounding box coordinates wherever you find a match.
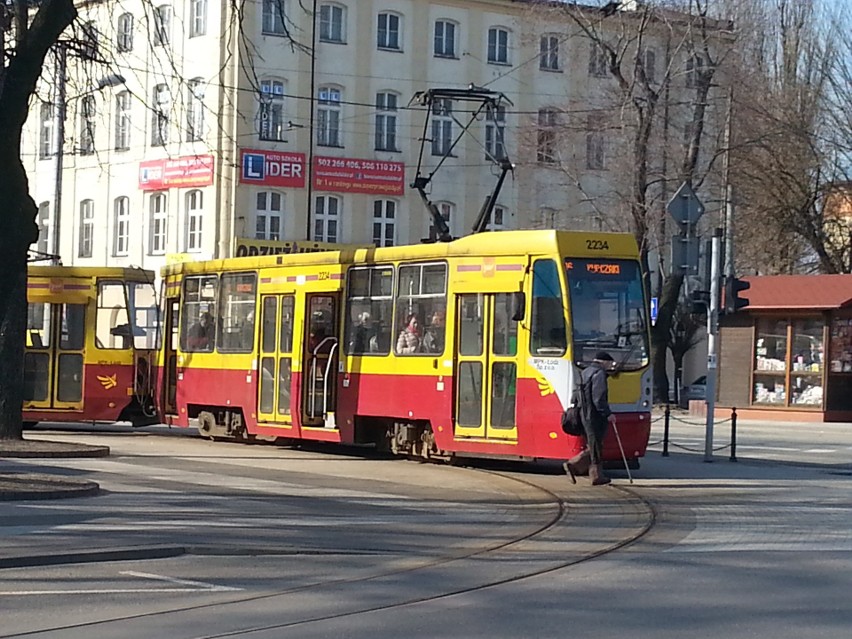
[580,361,611,431]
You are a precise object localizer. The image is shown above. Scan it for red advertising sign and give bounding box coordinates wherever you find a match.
[240,149,306,188]
[139,155,215,190]
[313,156,405,196]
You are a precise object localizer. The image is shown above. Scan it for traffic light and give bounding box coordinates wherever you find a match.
[690,289,710,315]
[724,276,750,313]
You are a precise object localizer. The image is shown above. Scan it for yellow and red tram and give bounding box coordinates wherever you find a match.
[159,230,653,465]
[24,265,159,427]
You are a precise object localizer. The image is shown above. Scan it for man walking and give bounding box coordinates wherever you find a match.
[564,352,617,486]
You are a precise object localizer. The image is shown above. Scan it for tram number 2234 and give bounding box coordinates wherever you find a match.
[586,239,610,250]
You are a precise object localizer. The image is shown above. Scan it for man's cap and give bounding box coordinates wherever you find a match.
[594,351,614,362]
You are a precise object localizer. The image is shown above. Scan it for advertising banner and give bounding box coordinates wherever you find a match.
[240,149,307,188]
[313,156,405,195]
[139,154,215,190]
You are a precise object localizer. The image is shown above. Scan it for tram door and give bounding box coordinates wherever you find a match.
[162,298,179,415]
[300,294,339,428]
[23,302,86,410]
[454,293,519,440]
[257,294,296,424]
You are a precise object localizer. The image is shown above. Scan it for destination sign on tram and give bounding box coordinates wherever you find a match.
[565,260,624,277]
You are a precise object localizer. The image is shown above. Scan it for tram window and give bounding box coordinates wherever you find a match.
[530,259,567,356]
[459,294,483,356]
[261,297,277,353]
[126,281,159,350]
[96,281,131,350]
[217,272,257,353]
[493,293,518,356]
[395,262,447,356]
[345,266,393,355]
[180,275,218,352]
[280,296,295,353]
[491,362,517,429]
[59,304,85,351]
[27,303,51,349]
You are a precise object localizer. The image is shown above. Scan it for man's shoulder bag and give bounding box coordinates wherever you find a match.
[561,383,586,436]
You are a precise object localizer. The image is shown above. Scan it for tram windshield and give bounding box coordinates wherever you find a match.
[566,258,649,370]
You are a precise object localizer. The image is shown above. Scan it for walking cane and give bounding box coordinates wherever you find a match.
[611,420,633,484]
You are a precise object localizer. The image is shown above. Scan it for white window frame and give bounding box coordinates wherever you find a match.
[79,96,96,155]
[115,90,131,150]
[259,79,285,141]
[319,3,345,43]
[642,48,656,84]
[186,190,204,252]
[190,0,207,37]
[186,78,205,141]
[485,105,507,161]
[686,55,704,88]
[589,42,608,77]
[375,91,398,152]
[78,199,94,258]
[39,103,54,159]
[314,195,340,243]
[434,19,457,58]
[431,99,453,156]
[377,12,401,51]
[537,108,558,164]
[151,83,170,146]
[36,202,51,255]
[586,115,606,171]
[117,12,133,52]
[540,35,559,71]
[149,192,168,255]
[372,199,396,247]
[317,86,341,147]
[81,20,99,59]
[113,196,130,257]
[254,191,284,241]
[429,201,453,241]
[262,0,287,35]
[487,27,510,65]
[154,5,171,47]
[487,205,507,231]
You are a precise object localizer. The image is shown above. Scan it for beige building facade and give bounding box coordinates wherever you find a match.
[23,0,718,274]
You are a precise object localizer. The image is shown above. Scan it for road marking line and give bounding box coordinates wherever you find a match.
[120,570,242,591]
[0,588,228,596]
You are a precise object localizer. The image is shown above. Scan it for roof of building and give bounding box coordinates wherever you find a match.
[743,274,852,310]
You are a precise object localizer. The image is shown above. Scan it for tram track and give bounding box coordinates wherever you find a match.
[1,464,656,639]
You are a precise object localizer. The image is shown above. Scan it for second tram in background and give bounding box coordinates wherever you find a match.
[24,265,159,427]
[159,230,652,466]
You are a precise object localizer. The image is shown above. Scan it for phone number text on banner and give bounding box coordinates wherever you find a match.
[313,156,405,195]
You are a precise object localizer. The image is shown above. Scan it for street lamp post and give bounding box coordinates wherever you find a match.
[50,42,125,264]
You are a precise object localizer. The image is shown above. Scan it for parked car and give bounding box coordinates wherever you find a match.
[679,376,707,408]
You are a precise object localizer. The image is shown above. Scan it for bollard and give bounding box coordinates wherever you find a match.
[729,407,738,462]
[663,403,671,457]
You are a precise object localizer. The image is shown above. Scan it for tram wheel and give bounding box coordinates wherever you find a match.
[197,411,217,440]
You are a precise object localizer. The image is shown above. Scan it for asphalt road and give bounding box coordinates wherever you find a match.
[1,417,851,638]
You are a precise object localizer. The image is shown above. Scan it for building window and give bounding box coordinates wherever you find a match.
[117,12,133,52]
[431,99,453,156]
[537,108,558,164]
[149,192,167,255]
[487,27,510,64]
[190,0,207,37]
[319,3,345,43]
[686,55,704,88]
[487,206,507,231]
[539,207,558,229]
[589,42,608,77]
[377,12,401,50]
[642,48,656,84]
[434,20,457,58]
[186,190,203,252]
[586,114,605,170]
[113,196,130,256]
[186,78,204,141]
[78,200,94,258]
[314,195,340,243]
[317,87,341,147]
[375,91,398,152]
[35,202,50,255]
[255,191,283,241]
[540,35,559,71]
[154,5,171,47]
[115,90,131,150]
[39,103,54,159]
[372,200,396,247]
[262,0,286,35]
[78,96,96,156]
[151,83,170,146]
[81,21,99,60]
[259,79,285,141]
[429,202,453,241]
[485,105,507,161]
